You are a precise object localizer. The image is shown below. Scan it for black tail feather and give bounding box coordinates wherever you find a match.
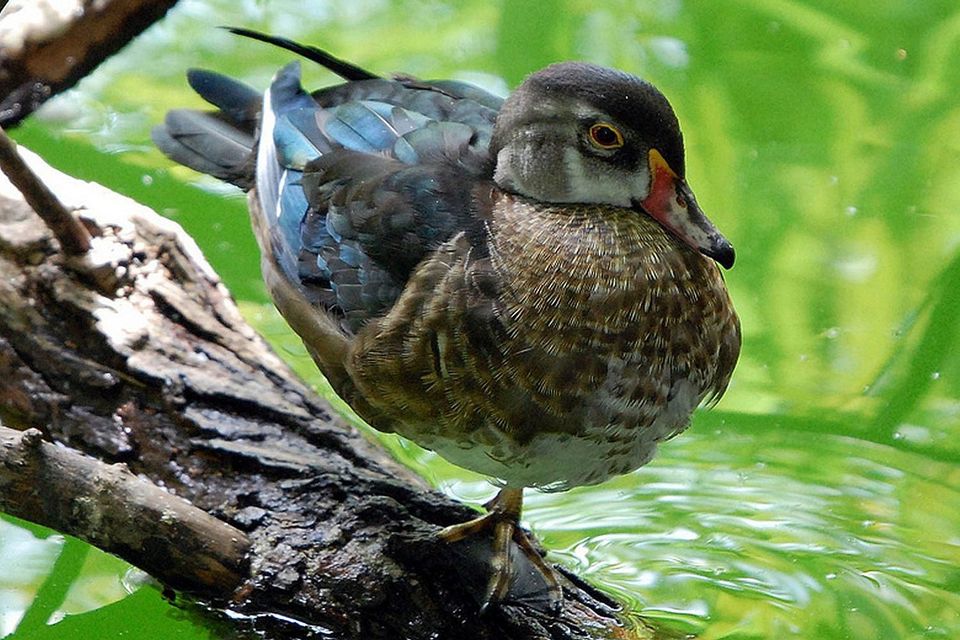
[156,29,380,188]
[153,67,261,189]
[152,109,255,189]
[225,27,380,81]
[187,69,261,124]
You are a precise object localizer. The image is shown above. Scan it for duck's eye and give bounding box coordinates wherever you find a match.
[588,123,625,150]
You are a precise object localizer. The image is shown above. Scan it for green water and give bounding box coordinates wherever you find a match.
[4,0,960,638]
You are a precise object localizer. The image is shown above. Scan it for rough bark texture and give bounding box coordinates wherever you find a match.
[0,147,658,639]
[0,0,180,126]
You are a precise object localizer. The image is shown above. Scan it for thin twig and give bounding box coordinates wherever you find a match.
[0,125,91,254]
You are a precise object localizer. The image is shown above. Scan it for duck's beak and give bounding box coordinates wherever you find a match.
[635,149,735,269]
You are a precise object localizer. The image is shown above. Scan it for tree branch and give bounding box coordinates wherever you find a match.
[0,125,90,254]
[0,0,180,126]
[0,425,250,592]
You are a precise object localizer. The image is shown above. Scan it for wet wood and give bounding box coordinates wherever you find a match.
[0,146,658,639]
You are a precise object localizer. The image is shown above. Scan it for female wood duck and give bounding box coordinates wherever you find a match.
[154,29,741,611]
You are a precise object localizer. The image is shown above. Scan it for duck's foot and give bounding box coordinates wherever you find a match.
[439,487,562,613]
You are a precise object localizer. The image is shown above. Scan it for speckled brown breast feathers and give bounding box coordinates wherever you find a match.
[347,188,740,489]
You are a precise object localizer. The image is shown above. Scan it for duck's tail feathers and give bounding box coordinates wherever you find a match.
[225,27,380,81]
[151,70,261,189]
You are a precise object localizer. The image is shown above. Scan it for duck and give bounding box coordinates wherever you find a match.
[153,28,741,612]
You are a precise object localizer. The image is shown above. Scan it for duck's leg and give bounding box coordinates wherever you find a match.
[439,487,561,611]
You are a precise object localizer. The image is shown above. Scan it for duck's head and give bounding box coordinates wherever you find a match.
[489,62,734,269]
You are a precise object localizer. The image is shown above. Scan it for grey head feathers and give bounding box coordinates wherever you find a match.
[520,62,684,175]
[488,61,686,208]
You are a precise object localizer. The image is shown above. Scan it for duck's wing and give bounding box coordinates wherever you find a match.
[256,62,500,334]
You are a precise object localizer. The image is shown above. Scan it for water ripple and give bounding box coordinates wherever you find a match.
[524,427,960,638]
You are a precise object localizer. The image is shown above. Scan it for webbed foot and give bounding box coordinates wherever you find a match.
[439,487,562,612]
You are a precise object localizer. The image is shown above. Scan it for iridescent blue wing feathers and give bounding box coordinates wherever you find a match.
[154,35,502,334]
[257,63,490,331]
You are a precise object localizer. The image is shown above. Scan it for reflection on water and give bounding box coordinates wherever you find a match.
[0,516,152,637]
[3,0,960,638]
[0,517,215,640]
[535,430,960,638]
[0,519,62,636]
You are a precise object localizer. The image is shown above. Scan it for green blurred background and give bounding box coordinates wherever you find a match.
[3,0,960,638]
